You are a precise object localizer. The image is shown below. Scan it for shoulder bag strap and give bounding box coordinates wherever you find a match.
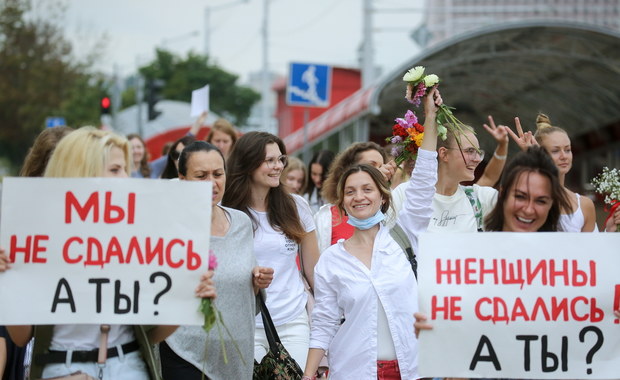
[463,186,483,232]
[258,292,282,355]
[389,224,417,280]
[97,325,110,380]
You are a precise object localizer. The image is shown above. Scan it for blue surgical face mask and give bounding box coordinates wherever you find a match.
[347,209,385,230]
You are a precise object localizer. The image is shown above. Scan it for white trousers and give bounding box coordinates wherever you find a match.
[254,309,310,370]
[41,350,149,380]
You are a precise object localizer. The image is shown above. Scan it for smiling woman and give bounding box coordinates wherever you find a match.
[484,145,571,232]
[302,88,443,380]
[222,132,320,370]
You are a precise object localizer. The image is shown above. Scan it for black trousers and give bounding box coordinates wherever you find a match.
[159,341,209,380]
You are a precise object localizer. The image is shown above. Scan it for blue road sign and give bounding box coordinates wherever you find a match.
[45,117,66,128]
[286,62,332,108]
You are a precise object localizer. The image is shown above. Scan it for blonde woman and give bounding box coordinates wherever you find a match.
[281,156,307,195]
[0,127,216,380]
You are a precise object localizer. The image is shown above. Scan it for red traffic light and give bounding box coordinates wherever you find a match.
[101,97,111,109]
[101,97,111,115]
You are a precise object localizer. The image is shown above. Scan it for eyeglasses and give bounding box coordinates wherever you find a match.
[263,155,288,168]
[447,147,485,160]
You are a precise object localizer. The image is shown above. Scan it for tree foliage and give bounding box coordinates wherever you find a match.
[0,0,106,173]
[135,49,260,126]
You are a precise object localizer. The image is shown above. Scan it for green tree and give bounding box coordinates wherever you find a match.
[134,49,260,126]
[0,0,106,173]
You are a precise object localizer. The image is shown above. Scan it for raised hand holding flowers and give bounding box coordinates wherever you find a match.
[403,65,473,143]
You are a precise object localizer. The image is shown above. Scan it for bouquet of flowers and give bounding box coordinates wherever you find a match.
[386,109,424,166]
[590,166,620,231]
[199,251,245,365]
[402,65,471,142]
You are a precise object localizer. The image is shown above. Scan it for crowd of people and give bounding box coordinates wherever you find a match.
[1,88,619,380]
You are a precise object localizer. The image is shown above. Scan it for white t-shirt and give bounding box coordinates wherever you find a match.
[250,194,315,326]
[393,181,498,233]
[429,184,498,232]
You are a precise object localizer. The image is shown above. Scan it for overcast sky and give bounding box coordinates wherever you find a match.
[61,0,425,83]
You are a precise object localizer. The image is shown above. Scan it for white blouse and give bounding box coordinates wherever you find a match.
[309,148,438,380]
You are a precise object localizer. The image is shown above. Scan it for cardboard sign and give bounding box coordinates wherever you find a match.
[0,177,212,325]
[417,232,620,379]
[190,85,210,117]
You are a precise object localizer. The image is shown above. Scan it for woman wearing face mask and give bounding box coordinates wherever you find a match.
[0,127,216,380]
[507,114,598,232]
[301,89,442,380]
[160,141,273,380]
[222,132,320,369]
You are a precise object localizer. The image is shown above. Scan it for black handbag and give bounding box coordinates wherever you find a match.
[253,292,303,380]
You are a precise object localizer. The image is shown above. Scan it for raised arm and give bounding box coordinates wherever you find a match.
[476,115,509,187]
[188,111,208,137]
[397,88,441,252]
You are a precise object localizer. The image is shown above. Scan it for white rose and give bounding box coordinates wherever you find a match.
[423,74,440,87]
[403,66,425,82]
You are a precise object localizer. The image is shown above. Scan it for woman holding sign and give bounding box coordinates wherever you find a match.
[222,132,321,370]
[159,141,273,380]
[0,127,216,380]
[301,88,442,380]
[413,147,620,378]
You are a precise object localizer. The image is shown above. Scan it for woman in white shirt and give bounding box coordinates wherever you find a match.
[222,132,321,369]
[302,88,442,380]
[391,119,499,233]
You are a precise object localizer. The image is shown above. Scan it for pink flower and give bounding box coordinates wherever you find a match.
[208,251,218,270]
[395,110,418,129]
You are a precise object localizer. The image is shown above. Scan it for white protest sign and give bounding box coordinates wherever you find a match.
[418,232,620,379]
[190,84,210,117]
[0,177,212,325]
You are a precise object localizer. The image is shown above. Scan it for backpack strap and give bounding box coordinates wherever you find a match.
[389,224,417,280]
[463,186,484,232]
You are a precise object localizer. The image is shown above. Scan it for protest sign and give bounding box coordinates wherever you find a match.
[418,232,620,379]
[0,177,212,326]
[190,85,210,117]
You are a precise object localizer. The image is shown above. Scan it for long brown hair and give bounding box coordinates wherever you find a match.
[20,126,73,177]
[222,131,306,243]
[127,134,151,178]
[484,146,570,232]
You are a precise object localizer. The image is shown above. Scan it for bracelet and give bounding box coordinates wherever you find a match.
[493,152,507,160]
[301,376,316,380]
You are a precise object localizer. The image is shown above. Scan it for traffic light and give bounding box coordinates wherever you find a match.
[146,79,165,121]
[100,96,111,115]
